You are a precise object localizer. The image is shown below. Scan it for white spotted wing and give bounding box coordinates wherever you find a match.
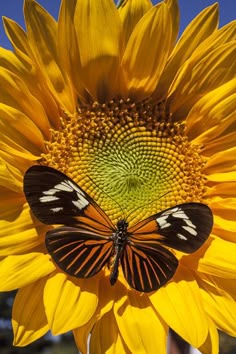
[128,203,213,253]
[23,165,113,228]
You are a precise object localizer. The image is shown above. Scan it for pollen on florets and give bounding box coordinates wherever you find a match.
[42,98,206,225]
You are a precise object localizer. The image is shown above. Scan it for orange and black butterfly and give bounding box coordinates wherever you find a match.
[24,166,213,293]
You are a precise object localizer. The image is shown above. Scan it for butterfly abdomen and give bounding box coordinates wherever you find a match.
[109,252,121,285]
[109,219,129,286]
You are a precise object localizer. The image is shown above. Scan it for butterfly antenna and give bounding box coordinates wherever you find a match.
[87,175,126,218]
[126,191,171,222]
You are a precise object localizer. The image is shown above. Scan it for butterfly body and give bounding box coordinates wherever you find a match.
[24,165,213,293]
[110,219,129,285]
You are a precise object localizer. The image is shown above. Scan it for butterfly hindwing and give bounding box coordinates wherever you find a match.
[23,165,113,230]
[122,202,213,292]
[46,226,113,277]
[130,203,213,254]
[121,241,178,292]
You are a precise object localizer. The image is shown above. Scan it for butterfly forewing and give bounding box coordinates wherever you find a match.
[129,203,213,254]
[121,242,178,292]
[24,165,114,230]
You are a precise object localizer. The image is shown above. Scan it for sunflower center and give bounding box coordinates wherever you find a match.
[42,98,206,224]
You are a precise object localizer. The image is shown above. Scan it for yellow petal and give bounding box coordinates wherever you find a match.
[114,287,168,354]
[168,41,236,118]
[202,132,236,156]
[90,311,130,354]
[206,171,236,183]
[74,321,95,354]
[0,186,23,213]
[190,20,236,60]
[165,0,180,49]
[44,271,99,335]
[0,148,38,172]
[3,16,32,62]
[209,197,236,220]
[57,0,86,101]
[199,319,219,354]
[0,67,51,139]
[205,182,236,198]
[24,0,76,113]
[203,147,236,174]
[74,0,122,101]
[73,276,114,353]
[0,137,40,163]
[0,203,45,256]
[12,277,49,346]
[213,216,236,242]
[0,253,55,291]
[118,0,152,49]
[0,159,22,192]
[200,274,236,300]
[188,237,236,278]
[0,104,45,154]
[150,266,208,348]
[0,46,61,129]
[154,3,218,101]
[186,78,236,144]
[122,3,172,100]
[57,0,76,73]
[199,278,236,336]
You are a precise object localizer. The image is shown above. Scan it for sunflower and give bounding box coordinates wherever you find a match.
[0,0,236,353]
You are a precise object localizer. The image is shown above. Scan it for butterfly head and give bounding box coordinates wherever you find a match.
[116,219,129,231]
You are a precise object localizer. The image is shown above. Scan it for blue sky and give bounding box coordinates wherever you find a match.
[0,0,235,49]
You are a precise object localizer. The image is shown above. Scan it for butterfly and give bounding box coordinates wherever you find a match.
[23,165,213,293]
